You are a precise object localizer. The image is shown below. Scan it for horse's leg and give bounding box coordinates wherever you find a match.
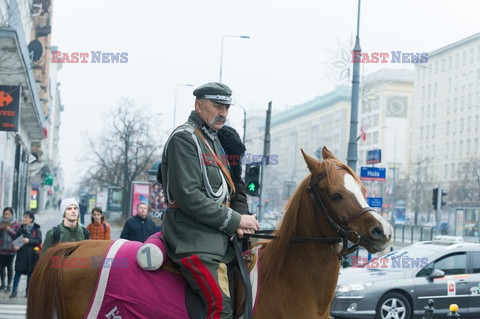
[61,240,111,319]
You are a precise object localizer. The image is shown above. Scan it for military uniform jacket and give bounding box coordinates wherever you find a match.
[161,111,241,263]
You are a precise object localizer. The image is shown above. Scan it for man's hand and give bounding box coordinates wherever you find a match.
[236,214,260,238]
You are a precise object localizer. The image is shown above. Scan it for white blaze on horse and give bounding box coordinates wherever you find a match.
[27,147,391,319]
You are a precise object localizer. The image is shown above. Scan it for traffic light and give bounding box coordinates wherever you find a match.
[440,188,448,209]
[245,164,261,196]
[432,187,438,210]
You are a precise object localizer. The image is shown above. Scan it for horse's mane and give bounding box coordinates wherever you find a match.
[258,157,362,292]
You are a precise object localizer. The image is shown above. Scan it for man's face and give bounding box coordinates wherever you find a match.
[64,205,79,222]
[136,204,148,218]
[195,99,230,131]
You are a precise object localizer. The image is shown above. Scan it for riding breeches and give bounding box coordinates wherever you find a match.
[179,255,232,319]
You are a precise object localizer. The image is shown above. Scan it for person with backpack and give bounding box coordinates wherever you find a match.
[10,211,41,298]
[87,207,110,240]
[41,198,90,257]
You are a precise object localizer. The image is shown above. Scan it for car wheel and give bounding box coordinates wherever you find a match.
[375,292,412,319]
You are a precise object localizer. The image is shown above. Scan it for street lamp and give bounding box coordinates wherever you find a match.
[233,100,247,143]
[219,35,250,83]
[173,84,194,129]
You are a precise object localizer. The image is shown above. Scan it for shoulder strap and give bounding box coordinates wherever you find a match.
[53,225,60,245]
[195,128,236,196]
[103,223,106,232]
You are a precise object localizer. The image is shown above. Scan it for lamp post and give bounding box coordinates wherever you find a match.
[233,101,247,143]
[173,84,193,129]
[219,35,250,83]
[347,0,362,172]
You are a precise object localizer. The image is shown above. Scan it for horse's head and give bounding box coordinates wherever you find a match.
[301,147,392,254]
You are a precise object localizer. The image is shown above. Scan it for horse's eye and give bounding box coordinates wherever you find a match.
[331,193,343,201]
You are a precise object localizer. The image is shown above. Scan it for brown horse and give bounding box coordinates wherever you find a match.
[27,147,392,318]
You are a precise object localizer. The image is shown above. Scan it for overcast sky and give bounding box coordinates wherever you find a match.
[52,0,480,190]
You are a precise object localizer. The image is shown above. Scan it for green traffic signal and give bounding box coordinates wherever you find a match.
[247,181,258,192]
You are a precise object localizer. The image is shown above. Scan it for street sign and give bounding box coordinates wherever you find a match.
[360,167,386,181]
[366,149,381,164]
[367,197,383,208]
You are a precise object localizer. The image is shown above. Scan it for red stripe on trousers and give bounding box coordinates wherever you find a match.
[181,256,223,319]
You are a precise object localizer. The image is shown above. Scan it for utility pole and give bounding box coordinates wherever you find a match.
[347,0,362,172]
[258,101,272,221]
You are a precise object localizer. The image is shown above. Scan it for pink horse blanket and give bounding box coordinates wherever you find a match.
[85,235,189,319]
[85,233,261,319]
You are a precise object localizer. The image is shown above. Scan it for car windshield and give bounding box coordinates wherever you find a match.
[359,244,442,272]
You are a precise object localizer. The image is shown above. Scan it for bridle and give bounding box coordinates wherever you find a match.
[306,167,375,258]
[246,166,376,259]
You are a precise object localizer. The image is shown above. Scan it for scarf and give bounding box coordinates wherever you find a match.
[1,215,15,250]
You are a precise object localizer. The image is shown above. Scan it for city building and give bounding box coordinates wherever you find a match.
[0,0,62,214]
[410,32,480,235]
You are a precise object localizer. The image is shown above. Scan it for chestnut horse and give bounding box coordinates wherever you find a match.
[27,147,392,318]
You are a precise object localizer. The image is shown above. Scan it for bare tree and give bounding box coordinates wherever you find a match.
[81,98,163,217]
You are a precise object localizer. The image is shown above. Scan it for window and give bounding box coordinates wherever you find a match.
[445,143,449,158]
[432,124,436,138]
[475,138,479,153]
[454,98,458,112]
[426,125,429,140]
[444,164,448,178]
[417,253,467,277]
[451,163,455,177]
[446,99,450,114]
[428,84,431,98]
[373,131,378,144]
[446,121,450,135]
[467,117,471,131]
[434,61,438,74]
[449,56,452,70]
[455,53,459,67]
[473,252,480,273]
[467,139,471,154]
[470,48,474,63]
[468,94,472,108]
[433,103,436,117]
[462,51,466,65]
[433,82,437,96]
[477,115,480,129]
[420,127,423,140]
[427,105,430,117]
[441,59,446,72]
[461,96,465,110]
[460,118,464,132]
[459,140,463,154]
[448,78,451,92]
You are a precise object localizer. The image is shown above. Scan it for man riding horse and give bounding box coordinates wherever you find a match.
[160,82,260,318]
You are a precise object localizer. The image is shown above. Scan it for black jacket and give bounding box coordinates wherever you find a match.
[14,223,42,273]
[120,215,157,242]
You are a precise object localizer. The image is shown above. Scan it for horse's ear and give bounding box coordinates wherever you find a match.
[301,149,319,173]
[322,146,336,160]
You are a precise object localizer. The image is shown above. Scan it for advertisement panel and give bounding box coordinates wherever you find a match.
[107,187,123,211]
[0,85,21,132]
[131,182,149,216]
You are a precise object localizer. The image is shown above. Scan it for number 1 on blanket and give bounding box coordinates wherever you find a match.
[140,246,153,269]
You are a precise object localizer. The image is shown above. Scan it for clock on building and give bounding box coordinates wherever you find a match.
[387,97,407,117]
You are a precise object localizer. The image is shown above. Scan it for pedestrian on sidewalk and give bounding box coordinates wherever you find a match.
[120,202,156,242]
[10,211,42,298]
[87,207,111,240]
[41,198,90,256]
[0,207,21,293]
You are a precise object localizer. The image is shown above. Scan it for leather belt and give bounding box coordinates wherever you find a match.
[168,201,230,209]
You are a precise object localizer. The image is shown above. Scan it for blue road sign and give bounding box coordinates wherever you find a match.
[367,197,383,208]
[360,167,386,181]
[366,149,381,164]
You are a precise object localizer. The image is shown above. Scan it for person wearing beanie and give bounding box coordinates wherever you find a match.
[160,82,260,319]
[41,198,90,256]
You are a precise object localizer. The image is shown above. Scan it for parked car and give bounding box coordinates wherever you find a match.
[331,236,480,319]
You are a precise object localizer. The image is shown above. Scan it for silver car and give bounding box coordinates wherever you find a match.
[331,238,480,319]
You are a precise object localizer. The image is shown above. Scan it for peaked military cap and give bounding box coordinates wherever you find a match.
[193,82,233,105]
